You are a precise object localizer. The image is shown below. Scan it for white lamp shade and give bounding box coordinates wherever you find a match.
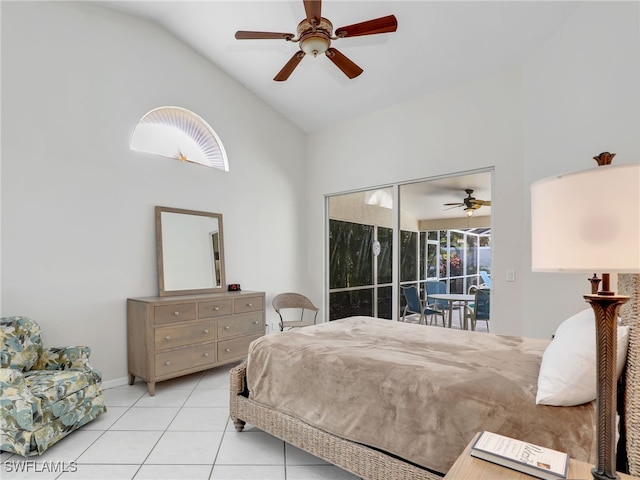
[531,162,640,272]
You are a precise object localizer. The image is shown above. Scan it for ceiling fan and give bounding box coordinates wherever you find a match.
[234,0,397,81]
[444,189,492,216]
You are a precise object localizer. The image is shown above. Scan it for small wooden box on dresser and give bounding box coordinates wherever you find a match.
[127,290,265,395]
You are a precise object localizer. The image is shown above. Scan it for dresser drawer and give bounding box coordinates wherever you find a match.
[234,295,264,314]
[155,343,216,377]
[218,334,262,363]
[199,299,233,318]
[154,303,197,325]
[155,320,216,350]
[218,312,263,340]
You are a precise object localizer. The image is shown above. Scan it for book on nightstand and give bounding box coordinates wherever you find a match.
[470,431,569,480]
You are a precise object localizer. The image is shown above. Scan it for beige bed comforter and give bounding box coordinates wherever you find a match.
[246,316,596,474]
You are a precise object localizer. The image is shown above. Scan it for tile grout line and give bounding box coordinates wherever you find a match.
[134,371,206,478]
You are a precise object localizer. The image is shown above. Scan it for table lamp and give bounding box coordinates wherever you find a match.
[531,153,640,480]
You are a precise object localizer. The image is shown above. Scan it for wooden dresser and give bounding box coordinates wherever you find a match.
[127,290,265,395]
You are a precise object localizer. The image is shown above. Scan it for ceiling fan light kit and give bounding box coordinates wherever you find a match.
[298,18,332,56]
[444,189,491,216]
[301,35,329,56]
[235,0,397,81]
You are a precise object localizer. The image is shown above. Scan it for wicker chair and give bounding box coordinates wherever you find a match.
[273,293,319,331]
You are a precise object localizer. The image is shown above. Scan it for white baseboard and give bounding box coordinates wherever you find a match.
[101,376,130,390]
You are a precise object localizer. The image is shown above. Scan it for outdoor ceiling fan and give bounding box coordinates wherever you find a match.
[234,0,397,81]
[444,189,491,216]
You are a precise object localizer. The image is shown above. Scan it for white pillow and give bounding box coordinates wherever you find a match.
[536,308,630,406]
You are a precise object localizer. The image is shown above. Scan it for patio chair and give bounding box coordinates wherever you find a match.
[425,281,462,328]
[466,287,491,332]
[479,270,491,288]
[401,285,444,326]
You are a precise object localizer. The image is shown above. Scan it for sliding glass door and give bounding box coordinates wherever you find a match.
[328,188,394,320]
[326,170,492,321]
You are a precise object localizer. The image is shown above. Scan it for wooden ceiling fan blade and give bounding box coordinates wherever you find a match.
[469,199,491,206]
[304,0,322,24]
[335,15,397,38]
[443,203,464,207]
[274,51,306,81]
[235,31,294,40]
[325,48,363,79]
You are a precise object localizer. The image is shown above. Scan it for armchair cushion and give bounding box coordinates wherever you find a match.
[1,316,42,372]
[25,369,98,405]
[35,346,98,374]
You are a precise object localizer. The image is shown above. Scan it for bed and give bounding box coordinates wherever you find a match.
[229,283,640,480]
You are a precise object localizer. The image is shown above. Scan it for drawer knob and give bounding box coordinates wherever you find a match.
[253,321,259,325]
[165,361,171,366]
[203,352,209,357]
[203,329,209,334]
[214,306,220,311]
[247,303,253,307]
[173,312,180,316]
[224,325,230,330]
[225,348,231,353]
[165,336,171,340]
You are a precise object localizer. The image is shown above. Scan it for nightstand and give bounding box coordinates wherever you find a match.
[445,433,640,479]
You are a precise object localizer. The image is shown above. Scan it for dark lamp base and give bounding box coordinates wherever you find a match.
[592,467,619,480]
[584,293,630,480]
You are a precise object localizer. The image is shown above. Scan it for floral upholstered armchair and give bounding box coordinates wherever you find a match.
[0,316,106,456]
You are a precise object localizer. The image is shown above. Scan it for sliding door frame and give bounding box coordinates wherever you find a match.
[324,167,494,322]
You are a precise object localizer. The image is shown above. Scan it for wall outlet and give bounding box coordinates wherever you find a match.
[506,269,516,282]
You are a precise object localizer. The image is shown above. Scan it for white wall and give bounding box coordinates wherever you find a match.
[1,2,308,384]
[307,68,525,334]
[306,1,639,338]
[522,1,640,338]
[2,1,638,387]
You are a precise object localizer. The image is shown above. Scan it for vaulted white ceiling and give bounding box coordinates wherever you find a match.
[102,1,581,133]
[98,1,583,221]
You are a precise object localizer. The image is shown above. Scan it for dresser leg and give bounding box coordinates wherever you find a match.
[148,382,155,396]
[128,373,135,385]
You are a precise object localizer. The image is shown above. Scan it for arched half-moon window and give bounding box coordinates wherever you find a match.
[130,106,229,171]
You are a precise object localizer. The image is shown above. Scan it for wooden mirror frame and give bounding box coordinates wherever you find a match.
[156,206,226,296]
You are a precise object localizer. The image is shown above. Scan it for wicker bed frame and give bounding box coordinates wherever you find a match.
[229,276,640,480]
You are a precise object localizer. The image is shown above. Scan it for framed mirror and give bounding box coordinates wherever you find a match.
[156,206,226,296]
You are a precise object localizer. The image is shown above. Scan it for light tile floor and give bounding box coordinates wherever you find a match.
[1,364,360,480]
